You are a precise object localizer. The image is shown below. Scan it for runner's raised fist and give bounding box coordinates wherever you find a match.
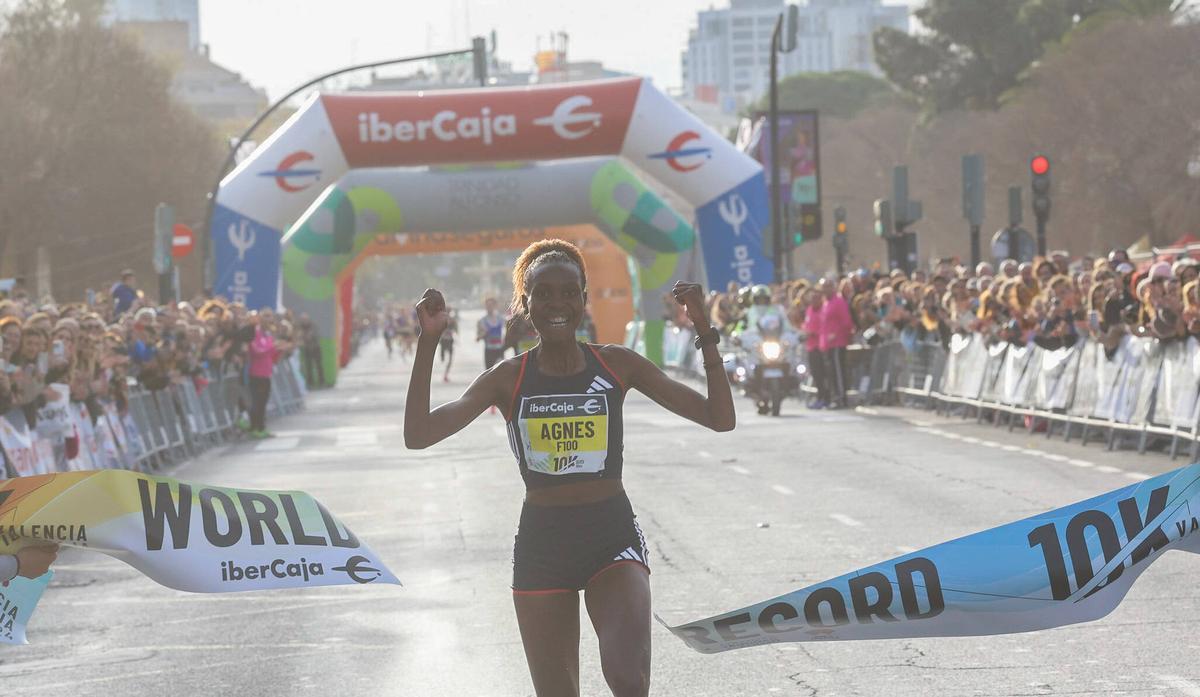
[415,289,449,338]
[671,280,709,328]
[17,544,58,579]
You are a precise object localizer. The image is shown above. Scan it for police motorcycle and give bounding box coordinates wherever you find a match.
[726,286,800,416]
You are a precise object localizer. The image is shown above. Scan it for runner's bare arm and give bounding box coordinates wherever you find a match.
[607,281,735,432]
[404,366,505,449]
[612,346,735,432]
[404,289,508,449]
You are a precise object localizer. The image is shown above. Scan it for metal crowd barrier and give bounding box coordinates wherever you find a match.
[905,333,1200,459]
[1,362,305,478]
[631,317,1200,459]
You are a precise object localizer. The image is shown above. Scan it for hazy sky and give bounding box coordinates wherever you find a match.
[199,0,921,103]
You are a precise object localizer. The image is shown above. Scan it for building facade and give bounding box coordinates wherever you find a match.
[103,0,267,122]
[682,0,907,112]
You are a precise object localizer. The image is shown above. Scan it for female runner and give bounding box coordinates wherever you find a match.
[404,239,734,696]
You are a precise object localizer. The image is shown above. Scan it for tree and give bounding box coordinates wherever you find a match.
[871,0,1185,114]
[0,0,224,302]
[747,70,908,119]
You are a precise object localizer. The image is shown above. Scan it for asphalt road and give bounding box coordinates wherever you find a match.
[5,317,1200,696]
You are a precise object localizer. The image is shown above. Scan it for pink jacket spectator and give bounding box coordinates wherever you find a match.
[248,327,278,379]
[803,304,824,352]
[820,294,854,351]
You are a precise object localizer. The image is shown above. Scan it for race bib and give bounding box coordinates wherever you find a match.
[517,394,608,475]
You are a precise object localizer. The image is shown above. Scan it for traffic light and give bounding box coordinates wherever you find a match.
[472,36,488,86]
[1031,154,1051,222]
[873,199,892,237]
[833,206,848,273]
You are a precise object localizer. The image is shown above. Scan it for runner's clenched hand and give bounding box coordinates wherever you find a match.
[672,281,709,329]
[415,288,449,338]
[16,544,58,579]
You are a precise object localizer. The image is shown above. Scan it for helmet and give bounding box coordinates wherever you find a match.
[751,284,771,300]
[737,286,753,308]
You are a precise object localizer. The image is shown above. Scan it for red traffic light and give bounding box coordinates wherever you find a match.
[1030,155,1050,176]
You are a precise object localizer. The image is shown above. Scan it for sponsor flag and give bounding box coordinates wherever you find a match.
[661,463,1200,653]
[0,471,400,644]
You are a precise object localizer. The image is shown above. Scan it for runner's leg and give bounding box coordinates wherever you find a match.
[513,591,581,697]
[585,564,651,697]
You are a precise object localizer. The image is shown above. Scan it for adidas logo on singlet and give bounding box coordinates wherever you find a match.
[586,376,614,394]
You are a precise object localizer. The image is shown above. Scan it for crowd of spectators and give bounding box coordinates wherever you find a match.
[700,248,1200,357]
[682,248,1200,407]
[0,269,322,438]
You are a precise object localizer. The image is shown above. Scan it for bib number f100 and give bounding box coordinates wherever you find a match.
[518,394,609,475]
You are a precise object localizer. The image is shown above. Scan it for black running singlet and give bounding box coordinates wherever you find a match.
[505,343,626,489]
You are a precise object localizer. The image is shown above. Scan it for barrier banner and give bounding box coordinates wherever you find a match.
[662,463,1200,653]
[0,470,400,644]
[34,384,70,442]
[0,412,39,478]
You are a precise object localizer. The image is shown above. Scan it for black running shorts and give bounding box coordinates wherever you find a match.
[484,347,505,369]
[512,491,649,593]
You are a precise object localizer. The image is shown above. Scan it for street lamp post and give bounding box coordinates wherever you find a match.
[201,43,488,292]
[767,7,797,285]
[768,19,783,284]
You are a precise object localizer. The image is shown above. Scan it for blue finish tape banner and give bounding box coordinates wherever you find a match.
[661,463,1200,652]
[1,572,51,644]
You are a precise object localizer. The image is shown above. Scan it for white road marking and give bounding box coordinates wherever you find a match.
[1125,471,1152,481]
[698,450,714,458]
[1068,458,1095,468]
[855,406,879,415]
[728,465,751,476]
[1042,454,1070,462]
[941,432,963,440]
[347,396,362,405]
[979,440,1001,448]
[961,436,981,444]
[771,484,795,496]
[1001,445,1022,452]
[906,419,934,427]
[830,513,863,528]
[254,437,300,452]
[1095,465,1122,473]
[336,430,377,447]
[1158,675,1200,697]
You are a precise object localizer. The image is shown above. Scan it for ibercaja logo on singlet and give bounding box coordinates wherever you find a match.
[518,394,609,474]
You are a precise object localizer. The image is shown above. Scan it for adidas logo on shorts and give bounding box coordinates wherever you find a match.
[586,376,614,394]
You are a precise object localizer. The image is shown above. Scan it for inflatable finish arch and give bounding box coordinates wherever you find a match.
[212,77,773,313]
[282,158,699,384]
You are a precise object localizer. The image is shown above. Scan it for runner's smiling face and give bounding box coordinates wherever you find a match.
[525,262,586,341]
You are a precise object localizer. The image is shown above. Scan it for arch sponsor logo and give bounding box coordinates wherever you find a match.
[257,150,321,193]
[532,95,602,140]
[648,131,712,172]
[322,78,641,167]
[357,109,517,146]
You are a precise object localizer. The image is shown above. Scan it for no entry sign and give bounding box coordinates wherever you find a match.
[171,223,195,258]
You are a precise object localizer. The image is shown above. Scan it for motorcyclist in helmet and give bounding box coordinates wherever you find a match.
[745,284,787,333]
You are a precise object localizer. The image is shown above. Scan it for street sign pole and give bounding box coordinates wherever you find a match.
[153,203,175,304]
[962,154,984,270]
